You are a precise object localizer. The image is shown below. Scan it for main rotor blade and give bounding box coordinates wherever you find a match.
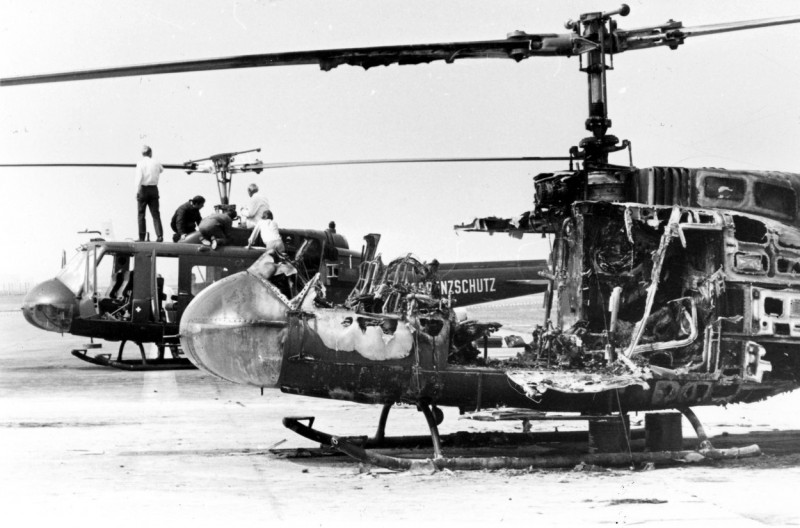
[3,12,800,86]
[617,14,800,52]
[0,34,593,87]
[234,156,572,172]
[0,156,571,173]
[0,162,192,170]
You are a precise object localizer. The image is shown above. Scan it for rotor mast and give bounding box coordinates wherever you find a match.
[184,148,262,205]
[569,4,631,167]
[212,154,235,205]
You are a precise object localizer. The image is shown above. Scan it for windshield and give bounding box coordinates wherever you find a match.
[56,249,88,296]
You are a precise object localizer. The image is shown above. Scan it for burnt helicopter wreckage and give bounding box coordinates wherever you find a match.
[174,7,800,469]
[459,167,800,402]
[6,5,800,469]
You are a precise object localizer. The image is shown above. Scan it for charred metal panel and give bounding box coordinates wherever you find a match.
[276,255,453,403]
[279,354,414,405]
[432,366,790,413]
[697,169,798,225]
[556,216,583,330]
[308,308,415,361]
[482,200,800,408]
[751,288,800,339]
[634,167,692,206]
[721,213,800,287]
[278,309,451,404]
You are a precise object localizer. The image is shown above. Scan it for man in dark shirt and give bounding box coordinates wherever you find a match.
[170,195,206,242]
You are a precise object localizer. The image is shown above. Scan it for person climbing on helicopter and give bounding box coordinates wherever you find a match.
[247,210,285,252]
[187,208,237,249]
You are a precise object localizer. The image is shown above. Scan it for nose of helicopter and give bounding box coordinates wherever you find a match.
[179,271,290,388]
[21,278,78,333]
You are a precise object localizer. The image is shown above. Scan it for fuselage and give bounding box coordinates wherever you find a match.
[179,166,800,415]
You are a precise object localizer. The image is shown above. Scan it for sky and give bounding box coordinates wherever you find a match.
[1,0,799,285]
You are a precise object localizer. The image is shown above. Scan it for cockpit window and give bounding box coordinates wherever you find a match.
[191,264,232,296]
[703,176,745,202]
[56,249,87,296]
[754,182,796,219]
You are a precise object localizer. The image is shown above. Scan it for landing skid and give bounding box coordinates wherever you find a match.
[283,404,761,472]
[282,415,615,453]
[71,340,197,371]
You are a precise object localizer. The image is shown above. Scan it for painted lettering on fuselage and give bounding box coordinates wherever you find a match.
[430,277,497,296]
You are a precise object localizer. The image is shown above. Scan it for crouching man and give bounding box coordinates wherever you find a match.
[171,195,205,242]
[185,208,237,249]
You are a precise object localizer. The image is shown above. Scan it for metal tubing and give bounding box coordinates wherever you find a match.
[679,406,711,448]
[418,404,444,459]
[374,403,393,444]
[331,436,760,472]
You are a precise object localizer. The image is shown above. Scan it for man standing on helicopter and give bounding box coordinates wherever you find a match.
[135,145,164,242]
[239,183,270,228]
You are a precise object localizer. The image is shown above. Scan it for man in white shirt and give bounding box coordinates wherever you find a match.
[240,183,270,228]
[247,210,285,252]
[135,145,164,242]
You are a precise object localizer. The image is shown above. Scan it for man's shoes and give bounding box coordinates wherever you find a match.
[156,237,163,242]
[200,238,211,247]
[210,238,218,250]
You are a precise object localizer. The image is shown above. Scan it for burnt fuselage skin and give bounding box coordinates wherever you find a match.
[182,166,800,416]
[180,257,549,397]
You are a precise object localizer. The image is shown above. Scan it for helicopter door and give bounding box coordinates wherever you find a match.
[126,252,179,324]
[94,253,133,319]
[130,252,154,324]
[154,255,179,324]
[78,245,99,318]
[82,245,116,318]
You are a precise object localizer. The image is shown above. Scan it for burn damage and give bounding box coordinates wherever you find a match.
[276,168,800,412]
[450,199,800,410]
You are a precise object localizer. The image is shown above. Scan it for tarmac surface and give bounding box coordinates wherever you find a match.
[3,297,800,528]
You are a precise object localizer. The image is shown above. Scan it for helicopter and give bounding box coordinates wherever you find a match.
[15,150,549,370]
[16,149,367,369]
[5,5,800,470]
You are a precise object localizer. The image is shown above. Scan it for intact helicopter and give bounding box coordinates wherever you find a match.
[5,5,800,470]
[16,149,368,369]
[13,149,549,370]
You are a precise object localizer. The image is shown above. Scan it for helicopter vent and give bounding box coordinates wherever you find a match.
[635,167,693,206]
